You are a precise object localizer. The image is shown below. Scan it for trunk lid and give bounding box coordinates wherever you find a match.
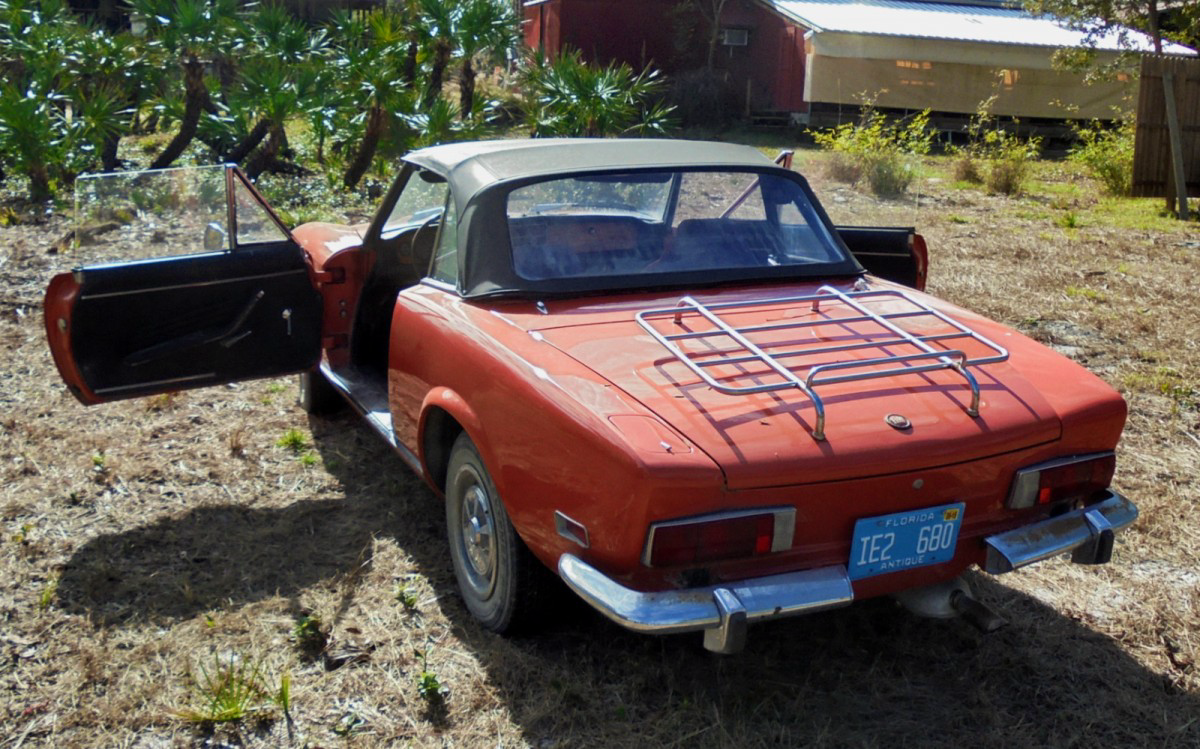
[529,283,1061,489]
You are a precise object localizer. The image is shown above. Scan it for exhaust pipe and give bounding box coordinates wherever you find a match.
[949,589,1008,633]
[893,577,1008,633]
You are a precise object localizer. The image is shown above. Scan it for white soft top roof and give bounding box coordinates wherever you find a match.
[404,138,775,204]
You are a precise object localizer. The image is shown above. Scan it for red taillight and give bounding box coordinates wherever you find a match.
[1007,453,1116,509]
[644,509,793,567]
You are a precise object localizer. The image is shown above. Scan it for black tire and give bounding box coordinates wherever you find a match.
[445,433,543,633]
[297,368,344,416]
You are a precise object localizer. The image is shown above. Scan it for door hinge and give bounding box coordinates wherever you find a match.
[322,334,349,350]
[314,268,345,284]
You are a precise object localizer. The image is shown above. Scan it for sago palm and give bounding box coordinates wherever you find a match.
[127,0,247,169]
[0,83,68,201]
[67,28,150,170]
[455,0,517,118]
[522,49,676,137]
[329,9,412,188]
[418,0,462,108]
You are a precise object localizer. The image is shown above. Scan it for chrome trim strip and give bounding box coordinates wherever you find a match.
[558,554,854,641]
[419,278,458,294]
[641,506,796,567]
[79,268,308,300]
[1005,451,1116,509]
[94,372,215,394]
[983,491,1137,574]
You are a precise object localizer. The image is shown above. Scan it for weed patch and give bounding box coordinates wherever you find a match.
[275,428,308,453]
[292,614,328,660]
[175,654,276,727]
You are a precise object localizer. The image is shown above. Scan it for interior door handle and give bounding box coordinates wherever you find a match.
[124,290,265,367]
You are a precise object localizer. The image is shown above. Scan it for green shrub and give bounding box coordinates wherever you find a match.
[981,130,1040,196]
[862,150,917,197]
[953,154,982,184]
[825,151,862,184]
[951,97,1041,197]
[521,48,676,137]
[1069,120,1134,197]
[810,102,932,198]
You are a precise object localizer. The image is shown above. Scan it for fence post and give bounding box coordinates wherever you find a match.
[1162,71,1190,220]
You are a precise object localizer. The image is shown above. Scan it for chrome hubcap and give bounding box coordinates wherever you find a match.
[459,483,496,595]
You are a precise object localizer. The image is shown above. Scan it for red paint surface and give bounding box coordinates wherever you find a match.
[292,222,373,369]
[43,272,98,405]
[384,276,1126,593]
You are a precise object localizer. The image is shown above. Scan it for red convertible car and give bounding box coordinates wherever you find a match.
[45,139,1137,653]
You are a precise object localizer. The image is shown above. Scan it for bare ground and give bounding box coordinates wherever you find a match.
[1,155,1198,748]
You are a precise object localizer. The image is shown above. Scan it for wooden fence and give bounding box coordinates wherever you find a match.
[1133,54,1200,199]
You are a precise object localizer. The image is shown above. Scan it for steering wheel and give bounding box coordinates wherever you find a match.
[407,210,442,271]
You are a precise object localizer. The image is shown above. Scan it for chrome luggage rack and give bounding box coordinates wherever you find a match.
[636,285,1009,441]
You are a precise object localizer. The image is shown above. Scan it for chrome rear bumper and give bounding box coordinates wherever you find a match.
[558,490,1137,654]
[557,555,854,653]
[983,490,1137,573]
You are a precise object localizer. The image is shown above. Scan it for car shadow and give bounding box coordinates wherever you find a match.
[57,414,1199,747]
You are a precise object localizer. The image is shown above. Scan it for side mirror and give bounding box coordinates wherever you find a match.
[204,222,229,251]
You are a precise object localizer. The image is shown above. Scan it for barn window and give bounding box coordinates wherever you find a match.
[720,28,749,46]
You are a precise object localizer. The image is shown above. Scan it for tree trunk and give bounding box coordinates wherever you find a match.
[424,40,452,107]
[1149,0,1163,54]
[403,38,419,90]
[699,0,728,71]
[343,106,386,188]
[149,56,206,170]
[142,109,160,134]
[100,132,121,172]
[244,123,279,180]
[226,118,270,164]
[28,162,52,202]
[459,56,476,118]
[214,55,238,107]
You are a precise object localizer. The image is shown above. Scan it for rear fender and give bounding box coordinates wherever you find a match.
[417,386,487,496]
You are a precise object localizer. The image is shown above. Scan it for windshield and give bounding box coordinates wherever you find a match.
[506,170,848,281]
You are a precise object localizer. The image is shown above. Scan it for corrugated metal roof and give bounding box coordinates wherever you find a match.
[769,0,1193,53]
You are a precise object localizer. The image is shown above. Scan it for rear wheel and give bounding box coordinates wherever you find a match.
[445,433,543,632]
[297,368,344,415]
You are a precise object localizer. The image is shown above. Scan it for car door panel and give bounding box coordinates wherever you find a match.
[46,239,323,405]
[834,226,928,290]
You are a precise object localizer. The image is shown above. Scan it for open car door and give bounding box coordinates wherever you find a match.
[45,166,323,405]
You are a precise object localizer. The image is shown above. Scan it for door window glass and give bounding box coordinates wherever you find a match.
[233,176,291,246]
[71,165,229,263]
[429,195,459,285]
[382,170,448,238]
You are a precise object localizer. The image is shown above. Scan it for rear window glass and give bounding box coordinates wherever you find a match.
[506,171,846,281]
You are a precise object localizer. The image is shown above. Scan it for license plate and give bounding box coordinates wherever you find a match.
[848,502,965,580]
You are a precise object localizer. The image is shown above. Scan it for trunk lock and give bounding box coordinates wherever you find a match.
[885,413,912,430]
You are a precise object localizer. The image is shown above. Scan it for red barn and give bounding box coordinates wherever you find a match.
[523,0,807,114]
[523,0,1193,124]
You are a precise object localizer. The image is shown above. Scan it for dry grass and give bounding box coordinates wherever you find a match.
[1,153,1199,748]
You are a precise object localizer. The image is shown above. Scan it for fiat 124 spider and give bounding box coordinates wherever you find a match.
[45,139,1137,653]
